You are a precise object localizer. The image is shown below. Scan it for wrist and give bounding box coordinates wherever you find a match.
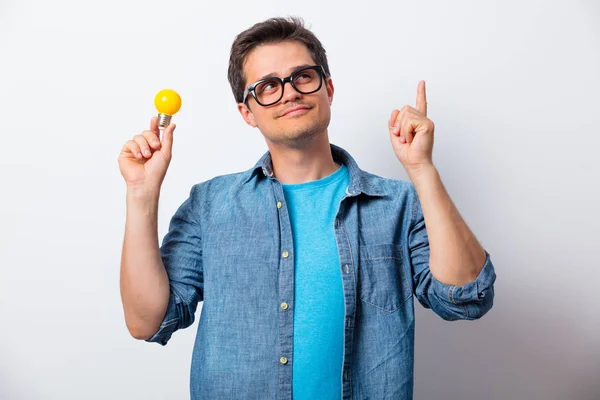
[126,182,161,199]
[406,163,437,184]
[126,184,161,210]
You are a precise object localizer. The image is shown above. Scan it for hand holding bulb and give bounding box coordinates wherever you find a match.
[118,89,182,192]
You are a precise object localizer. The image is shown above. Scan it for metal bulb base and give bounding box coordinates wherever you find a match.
[158,113,172,128]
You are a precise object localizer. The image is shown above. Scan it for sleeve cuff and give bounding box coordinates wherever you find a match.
[432,250,497,305]
[145,294,180,346]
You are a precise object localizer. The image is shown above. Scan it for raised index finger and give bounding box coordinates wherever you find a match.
[416,80,427,116]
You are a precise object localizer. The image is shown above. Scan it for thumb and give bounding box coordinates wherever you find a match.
[161,123,176,157]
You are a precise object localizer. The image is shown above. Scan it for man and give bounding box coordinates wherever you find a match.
[118,16,496,400]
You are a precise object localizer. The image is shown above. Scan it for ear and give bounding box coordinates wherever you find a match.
[237,102,258,128]
[325,77,334,106]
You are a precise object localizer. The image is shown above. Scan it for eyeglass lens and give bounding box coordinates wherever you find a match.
[255,68,322,106]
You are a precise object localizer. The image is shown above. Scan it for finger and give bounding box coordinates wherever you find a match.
[394,109,406,135]
[416,80,427,116]
[124,140,143,160]
[396,105,417,134]
[401,118,415,144]
[397,106,411,142]
[150,116,159,135]
[161,123,176,158]
[133,134,153,158]
[142,130,162,150]
[389,109,400,135]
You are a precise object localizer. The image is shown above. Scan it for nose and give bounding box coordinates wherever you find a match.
[281,81,302,103]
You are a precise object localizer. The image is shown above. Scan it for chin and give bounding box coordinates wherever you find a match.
[262,113,330,144]
[288,118,319,133]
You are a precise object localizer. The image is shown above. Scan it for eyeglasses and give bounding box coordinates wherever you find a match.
[242,65,327,107]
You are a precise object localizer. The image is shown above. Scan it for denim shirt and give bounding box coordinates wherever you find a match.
[146,143,496,400]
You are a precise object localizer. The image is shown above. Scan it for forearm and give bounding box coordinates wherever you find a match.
[409,165,486,287]
[120,187,170,339]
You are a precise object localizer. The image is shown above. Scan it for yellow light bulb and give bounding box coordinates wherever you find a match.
[154,89,182,128]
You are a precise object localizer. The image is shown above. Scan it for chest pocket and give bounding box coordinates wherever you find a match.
[358,243,412,313]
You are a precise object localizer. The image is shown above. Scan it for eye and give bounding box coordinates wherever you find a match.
[256,80,279,94]
[295,73,312,82]
[293,68,317,85]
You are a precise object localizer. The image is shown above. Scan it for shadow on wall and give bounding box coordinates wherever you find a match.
[413,281,600,400]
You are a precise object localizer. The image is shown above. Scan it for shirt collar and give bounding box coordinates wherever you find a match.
[243,143,387,197]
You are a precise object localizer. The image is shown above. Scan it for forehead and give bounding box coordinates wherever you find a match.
[243,41,316,84]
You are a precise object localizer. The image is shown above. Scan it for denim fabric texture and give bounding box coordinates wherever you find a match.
[146,143,496,399]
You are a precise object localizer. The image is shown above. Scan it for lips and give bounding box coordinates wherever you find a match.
[281,105,311,117]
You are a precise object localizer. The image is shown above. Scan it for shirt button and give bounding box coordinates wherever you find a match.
[280,302,289,310]
[280,356,288,364]
[277,201,282,209]
[282,251,289,258]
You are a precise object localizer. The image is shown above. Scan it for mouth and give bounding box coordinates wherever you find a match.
[280,106,311,118]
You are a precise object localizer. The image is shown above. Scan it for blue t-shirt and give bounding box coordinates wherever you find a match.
[281,163,350,400]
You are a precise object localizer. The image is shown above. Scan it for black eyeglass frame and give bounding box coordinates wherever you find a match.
[242,65,328,106]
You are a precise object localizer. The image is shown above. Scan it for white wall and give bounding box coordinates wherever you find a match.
[1,0,598,399]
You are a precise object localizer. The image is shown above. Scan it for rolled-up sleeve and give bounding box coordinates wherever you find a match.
[146,184,204,345]
[407,185,496,321]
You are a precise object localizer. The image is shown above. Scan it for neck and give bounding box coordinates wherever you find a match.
[266,133,339,185]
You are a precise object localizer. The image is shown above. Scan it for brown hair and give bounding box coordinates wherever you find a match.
[227,16,331,104]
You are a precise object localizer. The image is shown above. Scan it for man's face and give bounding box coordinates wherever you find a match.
[237,41,334,148]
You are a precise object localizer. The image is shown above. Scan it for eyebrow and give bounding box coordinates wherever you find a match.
[256,64,313,81]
